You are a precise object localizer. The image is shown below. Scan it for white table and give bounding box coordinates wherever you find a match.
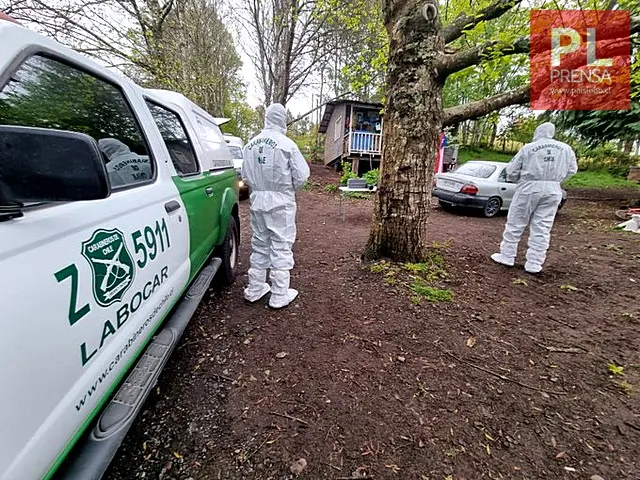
[338,186,377,220]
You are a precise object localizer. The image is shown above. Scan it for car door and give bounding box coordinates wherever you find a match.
[144,100,220,281]
[498,167,517,208]
[0,52,190,480]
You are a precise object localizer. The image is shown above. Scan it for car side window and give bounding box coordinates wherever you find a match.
[146,101,200,176]
[0,54,152,189]
[499,169,508,183]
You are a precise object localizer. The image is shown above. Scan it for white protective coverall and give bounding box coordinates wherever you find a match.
[491,122,578,273]
[98,138,151,187]
[241,104,310,308]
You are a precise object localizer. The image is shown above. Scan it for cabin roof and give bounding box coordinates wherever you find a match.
[318,99,383,134]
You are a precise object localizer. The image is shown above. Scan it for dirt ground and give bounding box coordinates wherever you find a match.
[106,164,640,480]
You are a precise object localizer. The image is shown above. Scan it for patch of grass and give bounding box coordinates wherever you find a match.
[370,245,452,305]
[343,191,373,199]
[410,280,453,303]
[458,147,513,164]
[370,261,390,274]
[608,363,625,376]
[324,183,338,193]
[616,380,633,395]
[563,171,640,189]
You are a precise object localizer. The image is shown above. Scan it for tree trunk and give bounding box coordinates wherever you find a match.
[471,120,481,147]
[489,121,498,149]
[461,121,469,145]
[363,0,443,262]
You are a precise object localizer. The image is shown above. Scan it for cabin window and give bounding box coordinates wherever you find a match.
[334,115,342,141]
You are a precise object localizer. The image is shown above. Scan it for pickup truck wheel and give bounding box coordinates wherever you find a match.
[215,216,239,287]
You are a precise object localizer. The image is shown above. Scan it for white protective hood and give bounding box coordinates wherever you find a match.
[533,122,556,141]
[264,103,287,135]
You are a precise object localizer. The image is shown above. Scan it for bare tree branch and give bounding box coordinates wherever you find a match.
[443,0,522,44]
[443,85,530,126]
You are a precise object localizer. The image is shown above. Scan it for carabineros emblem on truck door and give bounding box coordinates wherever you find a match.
[82,228,135,307]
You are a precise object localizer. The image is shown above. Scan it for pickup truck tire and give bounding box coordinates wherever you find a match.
[215,216,239,287]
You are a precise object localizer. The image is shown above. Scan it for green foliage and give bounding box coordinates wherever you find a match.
[344,191,373,199]
[321,0,387,101]
[363,168,380,186]
[324,184,339,193]
[574,144,638,178]
[564,172,640,190]
[340,161,358,185]
[608,363,625,376]
[369,244,451,304]
[370,262,389,274]
[458,148,513,164]
[0,56,145,149]
[410,281,453,303]
[221,101,261,140]
[616,380,633,395]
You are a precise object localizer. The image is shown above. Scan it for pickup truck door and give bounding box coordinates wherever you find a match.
[0,51,190,479]
[144,100,221,280]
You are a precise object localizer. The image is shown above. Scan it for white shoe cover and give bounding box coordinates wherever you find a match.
[525,262,542,274]
[269,288,299,309]
[491,253,515,267]
[244,283,271,303]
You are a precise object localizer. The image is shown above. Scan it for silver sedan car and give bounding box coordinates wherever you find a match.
[433,160,566,218]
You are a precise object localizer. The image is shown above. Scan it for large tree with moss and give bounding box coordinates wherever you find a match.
[361,0,639,261]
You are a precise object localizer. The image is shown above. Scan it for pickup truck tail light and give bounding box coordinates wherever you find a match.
[460,184,478,195]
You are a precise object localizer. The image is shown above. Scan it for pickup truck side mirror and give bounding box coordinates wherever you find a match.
[0,126,110,207]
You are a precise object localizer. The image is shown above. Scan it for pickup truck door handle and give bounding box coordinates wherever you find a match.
[204,187,214,197]
[500,187,507,191]
[164,200,181,213]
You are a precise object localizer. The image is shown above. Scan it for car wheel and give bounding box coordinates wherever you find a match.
[215,216,239,287]
[483,197,502,218]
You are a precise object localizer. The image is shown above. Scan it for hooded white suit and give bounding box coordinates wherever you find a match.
[492,122,578,273]
[241,104,310,308]
[98,138,151,187]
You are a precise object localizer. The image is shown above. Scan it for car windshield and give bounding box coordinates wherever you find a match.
[454,162,496,178]
[228,146,243,159]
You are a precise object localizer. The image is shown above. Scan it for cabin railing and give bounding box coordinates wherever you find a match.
[345,131,382,155]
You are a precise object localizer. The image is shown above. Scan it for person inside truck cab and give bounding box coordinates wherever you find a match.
[98,138,151,187]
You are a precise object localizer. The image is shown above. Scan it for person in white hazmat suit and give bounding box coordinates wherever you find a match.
[491,122,577,274]
[241,104,310,309]
[98,138,151,187]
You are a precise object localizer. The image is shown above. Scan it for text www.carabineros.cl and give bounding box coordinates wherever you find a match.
[75,290,173,412]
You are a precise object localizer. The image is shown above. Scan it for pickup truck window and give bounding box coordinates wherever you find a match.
[0,54,153,189]
[146,101,199,176]
[194,112,233,169]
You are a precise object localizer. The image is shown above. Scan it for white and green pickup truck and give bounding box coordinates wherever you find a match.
[0,19,240,480]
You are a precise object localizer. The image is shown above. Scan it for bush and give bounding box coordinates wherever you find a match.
[340,161,358,185]
[324,184,338,193]
[576,144,638,178]
[363,168,380,186]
